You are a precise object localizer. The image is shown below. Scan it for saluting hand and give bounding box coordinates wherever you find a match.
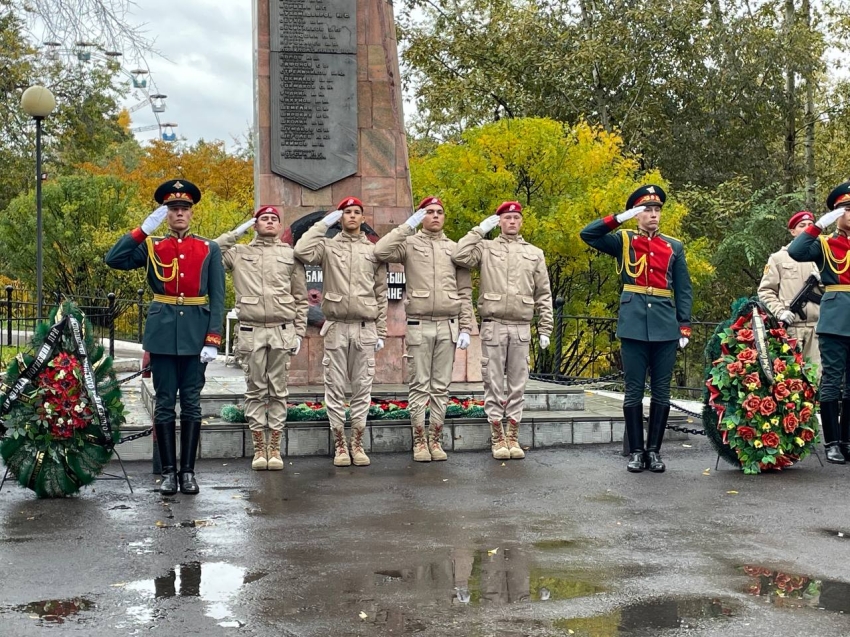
[615,205,646,224]
[323,209,344,227]
[405,208,427,229]
[479,215,500,233]
[141,205,169,235]
[234,219,255,237]
[816,207,847,229]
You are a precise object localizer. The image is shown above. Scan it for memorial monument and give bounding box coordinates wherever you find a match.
[252,0,481,384]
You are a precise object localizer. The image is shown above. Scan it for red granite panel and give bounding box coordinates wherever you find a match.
[302,185,334,208]
[358,46,368,81]
[360,129,396,177]
[332,176,362,207]
[258,76,270,129]
[362,177,397,206]
[307,334,326,385]
[358,83,373,129]
[375,336,403,383]
[357,0,369,45]
[373,206,407,227]
[367,45,387,82]
[371,82,396,130]
[451,347,467,382]
[465,335,483,382]
[396,179,412,209]
[257,125,270,174]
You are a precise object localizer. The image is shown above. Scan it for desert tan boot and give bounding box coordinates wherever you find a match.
[412,424,431,462]
[490,420,511,460]
[251,430,268,470]
[350,424,370,466]
[428,423,448,461]
[505,419,525,459]
[267,430,284,470]
[333,429,351,467]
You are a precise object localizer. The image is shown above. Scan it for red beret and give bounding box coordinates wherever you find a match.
[417,196,444,210]
[254,205,281,220]
[337,196,364,211]
[496,201,523,215]
[788,210,814,229]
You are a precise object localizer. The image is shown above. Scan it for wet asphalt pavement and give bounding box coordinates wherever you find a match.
[1,437,849,636]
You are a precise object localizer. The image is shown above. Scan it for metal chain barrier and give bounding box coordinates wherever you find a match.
[113,366,153,445]
[529,372,624,387]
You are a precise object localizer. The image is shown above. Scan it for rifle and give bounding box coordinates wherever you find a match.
[789,273,823,321]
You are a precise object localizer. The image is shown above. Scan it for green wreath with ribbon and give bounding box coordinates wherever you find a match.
[0,302,124,497]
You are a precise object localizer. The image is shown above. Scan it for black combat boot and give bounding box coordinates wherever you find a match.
[178,420,201,494]
[153,421,178,495]
[623,405,646,473]
[646,402,670,473]
[821,401,845,464]
[839,400,850,461]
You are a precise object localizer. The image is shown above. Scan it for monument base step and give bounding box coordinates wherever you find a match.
[113,412,692,461]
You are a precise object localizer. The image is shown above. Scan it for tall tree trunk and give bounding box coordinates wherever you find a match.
[783,0,797,195]
[802,0,816,210]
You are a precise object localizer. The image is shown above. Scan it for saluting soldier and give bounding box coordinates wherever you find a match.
[788,182,850,464]
[216,205,309,472]
[106,180,225,495]
[580,185,693,474]
[452,201,553,460]
[373,196,474,462]
[294,197,388,467]
[758,211,822,372]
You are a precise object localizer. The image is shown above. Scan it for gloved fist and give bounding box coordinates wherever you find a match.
[615,206,646,224]
[234,219,255,237]
[479,215,501,233]
[539,335,550,349]
[405,208,427,229]
[291,336,302,356]
[323,210,343,227]
[375,338,385,352]
[456,332,470,350]
[200,346,218,364]
[141,205,169,235]
[679,337,689,349]
[778,310,796,325]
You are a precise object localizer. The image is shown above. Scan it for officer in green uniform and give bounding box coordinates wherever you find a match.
[580,185,693,473]
[788,181,850,464]
[105,180,225,494]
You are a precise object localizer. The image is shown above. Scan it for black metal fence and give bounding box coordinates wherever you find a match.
[1,286,147,368]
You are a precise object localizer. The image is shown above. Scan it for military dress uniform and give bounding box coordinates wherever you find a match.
[293,197,388,467]
[373,196,475,462]
[788,182,850,463]
[105,180,225,494]
[452,201,554,459]
[216,205,309,471]
[580,185,693,473]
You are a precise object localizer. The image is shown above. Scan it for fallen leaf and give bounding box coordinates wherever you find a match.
[359,611,368,620]
[442,479,449,482]
[682,444,693,448]
[702,469,711,476]
[155,520,168,528]
[487,547,499,555]
[726,490,739,495]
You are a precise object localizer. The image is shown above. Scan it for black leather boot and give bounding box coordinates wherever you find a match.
[179,420,201,494]
[623,405,646,473]
[646,402,670,473]
[839,400,850,461]
[154,421,178,495]
[821,401,845,464]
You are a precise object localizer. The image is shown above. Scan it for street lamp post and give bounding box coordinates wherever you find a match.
[20,86,56,316]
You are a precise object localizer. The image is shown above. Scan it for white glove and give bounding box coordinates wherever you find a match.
[200,346,218,363]
[141,205,168,235]
[291,336,302,356]
[405,208,427,229]
[615,206,646,224]
[817,207,846,229]
[323,210,343,227]
[478,215,500,233]
[456,332,470,350]
[679,337,689,349]
[778,310,796,325]
[375,338,385,352]
[539,335,550,349]
[235,219,255,237]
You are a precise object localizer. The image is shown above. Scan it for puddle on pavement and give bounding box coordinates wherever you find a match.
[742,564,850,613]
[14,597,94,624]
[120,562,264,628]
[555,596,738,635]
[533,539,584,550]
[584,490,628,504]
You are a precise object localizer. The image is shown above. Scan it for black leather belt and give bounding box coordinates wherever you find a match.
[240,323,288,332]
[482,319,493,323]
[407,321,419,325]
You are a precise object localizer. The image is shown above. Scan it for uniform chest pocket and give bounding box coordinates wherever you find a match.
[360,253,378,273]
[240,255,259,265]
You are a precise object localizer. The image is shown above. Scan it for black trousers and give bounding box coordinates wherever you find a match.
[621,338,678,407]
[819,334,850,403]
[150,354,207,423]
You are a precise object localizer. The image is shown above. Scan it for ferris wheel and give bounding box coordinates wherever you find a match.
[40,41,178,142]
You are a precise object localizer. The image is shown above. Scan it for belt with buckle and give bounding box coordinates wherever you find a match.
[622,284,673,298]
[152,294,209,306]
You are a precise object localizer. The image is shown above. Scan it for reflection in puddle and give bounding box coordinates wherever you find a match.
[555,596,737,635]
[743,564,850,613]
[533,539,583,550]
[122,562,263,628]
[16,597,94,624]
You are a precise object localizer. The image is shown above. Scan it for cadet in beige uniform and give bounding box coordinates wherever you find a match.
[374,196,475,462]
[294,197,388,467]
[217,205,308,471]
[453,201,554,459]
[758,210,822,373]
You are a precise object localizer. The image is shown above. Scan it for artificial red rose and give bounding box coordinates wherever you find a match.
[743,565,763,577]
[759,397,777,416]
[743,372,761,388]
[742,394,762,413]
[773,382,790,400]
[762,432,781,448]
[799,406,813,423]
[794,352,804,364]
[782,413,799,433]
[773,358,787,374]
[736,329,755,343]
[804,387,815,400]
[775,454,794,468]
[786,402,796,411]
[737,348,758,364]
[801,429,815,442]
[770,328,788,339]
[787,379,804,393]
[726,361,745,376]
[737,426,757,441]
[731,316,748,331]
[774,573,791,591]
